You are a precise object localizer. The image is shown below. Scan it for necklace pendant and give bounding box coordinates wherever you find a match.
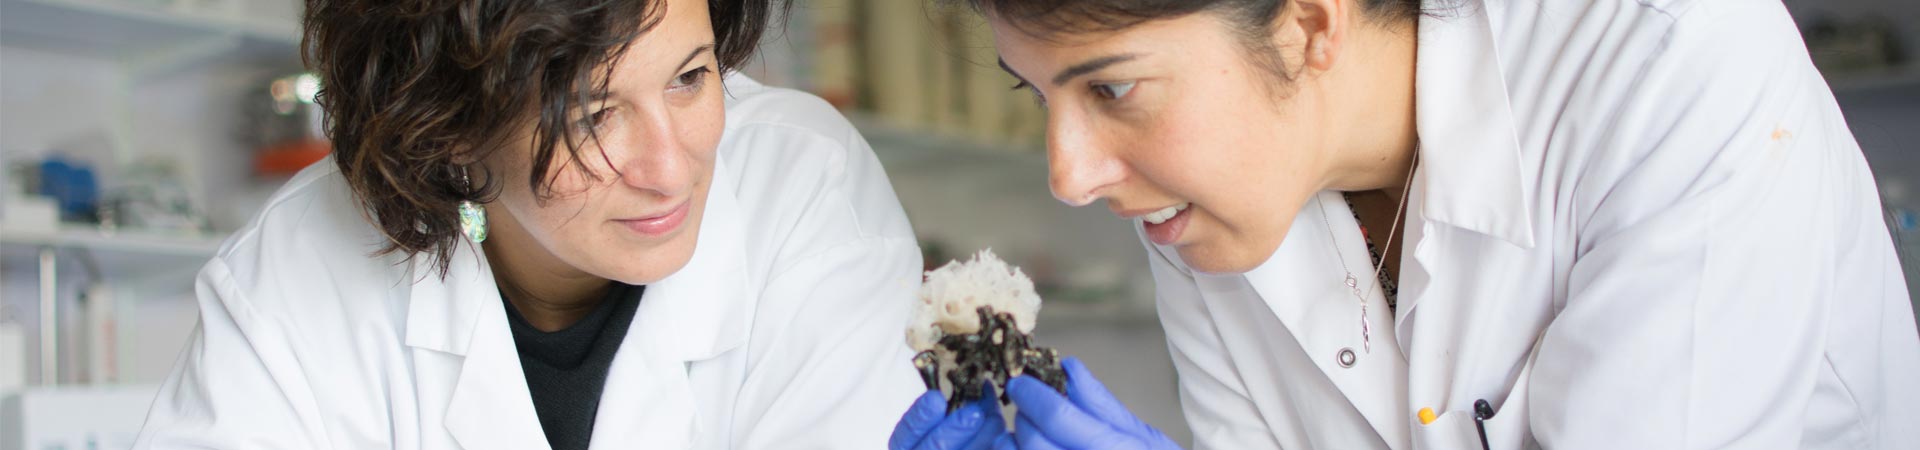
[1360,304,1373,354]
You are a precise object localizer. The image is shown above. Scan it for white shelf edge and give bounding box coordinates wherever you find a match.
[0,224,225,257]
[8,0,301,45]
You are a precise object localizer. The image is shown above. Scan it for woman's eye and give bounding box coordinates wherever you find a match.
[671,66,712,90]
[576,107,613,131]
[1092,81,1135,100]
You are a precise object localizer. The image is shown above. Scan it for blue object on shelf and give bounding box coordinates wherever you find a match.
[38,158,99,222]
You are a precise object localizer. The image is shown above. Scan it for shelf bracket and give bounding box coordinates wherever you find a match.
[38,245,57,385]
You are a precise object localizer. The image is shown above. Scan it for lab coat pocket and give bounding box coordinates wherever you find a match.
[1412,410,1484,450]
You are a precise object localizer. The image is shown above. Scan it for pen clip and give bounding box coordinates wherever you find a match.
[1471,399,1496,450]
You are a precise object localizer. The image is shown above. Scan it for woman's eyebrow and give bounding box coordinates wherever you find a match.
[592,42,715,100]
[678,42,716,70]
[1048,53,1139,86]
[996,53,1143,87]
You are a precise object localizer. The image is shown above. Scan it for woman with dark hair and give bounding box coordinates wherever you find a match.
[134,0,924,448]
[891,0,1920,449]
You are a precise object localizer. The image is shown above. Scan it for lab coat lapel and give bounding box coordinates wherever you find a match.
[442,307,550,450]
[1397,0,1537,342]
[1239,190,1410,449]
[588,153,757,449]
[404,241,552,450]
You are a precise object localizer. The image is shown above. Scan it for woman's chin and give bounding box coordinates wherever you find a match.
[602,229,702,285]
[1176,238,1279,275]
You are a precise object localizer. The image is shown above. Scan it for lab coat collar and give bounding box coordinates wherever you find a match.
[402,239,498,355]
[404,241,551,449]
[1413,0,1537,249]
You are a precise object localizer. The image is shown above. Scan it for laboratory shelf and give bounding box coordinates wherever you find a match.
[0,224,222,258]
[0,0,302,73]
[1,225,221,388]
[0,224,223,283]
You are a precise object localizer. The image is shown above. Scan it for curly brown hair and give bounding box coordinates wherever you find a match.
[303,0,784,275]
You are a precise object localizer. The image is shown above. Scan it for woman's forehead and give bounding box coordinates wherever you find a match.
[597,0,716,90]
[992,14,1236,74]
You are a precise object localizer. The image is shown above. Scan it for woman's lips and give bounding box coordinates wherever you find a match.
[615,201,690,237]
[1143,205,1192,246]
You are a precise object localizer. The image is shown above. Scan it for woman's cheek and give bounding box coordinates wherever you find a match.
[690,96,725,158]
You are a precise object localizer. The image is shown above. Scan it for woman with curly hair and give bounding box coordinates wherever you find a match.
[135,0,925,447]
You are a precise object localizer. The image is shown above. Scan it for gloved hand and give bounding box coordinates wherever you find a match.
[1004,357,1183,450]
[890,383,1014,450]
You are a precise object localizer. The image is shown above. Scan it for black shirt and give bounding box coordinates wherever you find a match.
[503,284,643,450]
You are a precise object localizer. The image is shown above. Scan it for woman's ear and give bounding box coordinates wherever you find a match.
[1281,0,1350,72]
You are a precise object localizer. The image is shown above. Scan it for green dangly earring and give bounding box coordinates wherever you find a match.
[458,166,487,243]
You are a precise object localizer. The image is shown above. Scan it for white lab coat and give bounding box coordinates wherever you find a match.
[1148,0,1920,449]
[133,76,926,449]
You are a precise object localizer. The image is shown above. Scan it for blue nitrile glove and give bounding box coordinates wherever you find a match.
[1004,357,1182,450]
[890,383,1014,450]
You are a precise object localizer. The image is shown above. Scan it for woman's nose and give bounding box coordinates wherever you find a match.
[612,108,693,198]
[1046,115,1124,207]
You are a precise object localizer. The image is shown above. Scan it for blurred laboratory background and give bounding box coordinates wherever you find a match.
[0,0,1915,448]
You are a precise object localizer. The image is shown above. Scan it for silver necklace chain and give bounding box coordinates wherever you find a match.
[1315,146,1418,354]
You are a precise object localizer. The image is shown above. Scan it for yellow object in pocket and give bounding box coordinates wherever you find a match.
[1418,407,1437,425]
